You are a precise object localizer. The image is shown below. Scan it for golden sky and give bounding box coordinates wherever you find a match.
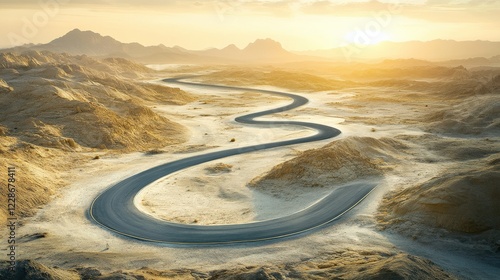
[2,0,500,50]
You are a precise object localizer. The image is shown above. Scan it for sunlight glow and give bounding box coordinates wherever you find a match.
[344,30,392,46]
[0,0,499,50]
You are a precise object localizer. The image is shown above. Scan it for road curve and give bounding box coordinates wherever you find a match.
[89,77,376,244]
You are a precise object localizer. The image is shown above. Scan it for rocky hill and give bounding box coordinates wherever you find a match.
[0,50,195,223]
[0,50,193,151]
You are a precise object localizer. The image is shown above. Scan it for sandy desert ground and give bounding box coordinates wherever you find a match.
[0,52,499,279]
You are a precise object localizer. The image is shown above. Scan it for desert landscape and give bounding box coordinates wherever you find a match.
[1,1,499,279]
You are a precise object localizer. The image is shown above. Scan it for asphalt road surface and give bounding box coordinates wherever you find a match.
[89,77,376,244]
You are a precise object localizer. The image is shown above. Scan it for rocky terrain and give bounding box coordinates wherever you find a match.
[0,53,499,279]
[0,51,194,223]
[0,252,456,279]
[249,137,396,196]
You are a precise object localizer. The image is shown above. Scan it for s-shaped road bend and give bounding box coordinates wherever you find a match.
[89,77,377,244]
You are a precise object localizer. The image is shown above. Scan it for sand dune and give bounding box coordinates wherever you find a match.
[426,94,500,135]
[347,64,471,81]
[0,253,456,280]
[208,253,456,280]
[0,137,68,224]
[0,51,192,150]
[378,154,499,249]
[249,137,405,196]
[2,59,499,278]
[0,51,195,223]
[201,68,355,91]
[0,260,79,280]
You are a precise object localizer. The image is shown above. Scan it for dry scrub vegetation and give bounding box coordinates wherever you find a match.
[204,162,233,174]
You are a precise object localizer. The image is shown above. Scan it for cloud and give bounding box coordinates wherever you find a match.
[299,1,398,16]
[294,0,500,23]
[2,0,499,23]
[405,0,500,23]
[0,0,206,10]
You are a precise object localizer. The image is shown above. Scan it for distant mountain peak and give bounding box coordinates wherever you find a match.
[8,30,302,63]
[61,28,105,39]
[243,38,286,56]
[45,29,125,56]
[222,44,240,51]
[245,38,282,49]
[51,29,115,43]
[255,38,280,43]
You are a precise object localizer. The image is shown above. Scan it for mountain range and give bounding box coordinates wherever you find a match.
[2,29,500,65]
[3,29,303,64]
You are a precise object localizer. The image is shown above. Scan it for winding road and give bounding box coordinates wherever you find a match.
[89,77,376,244]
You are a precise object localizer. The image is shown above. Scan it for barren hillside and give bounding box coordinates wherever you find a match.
[0,51,195,223]
[249,137,403,196]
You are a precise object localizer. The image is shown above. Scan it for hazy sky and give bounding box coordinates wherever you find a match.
[1,0,499,50]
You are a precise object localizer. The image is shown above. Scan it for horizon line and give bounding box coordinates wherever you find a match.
[3,28,500,52]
